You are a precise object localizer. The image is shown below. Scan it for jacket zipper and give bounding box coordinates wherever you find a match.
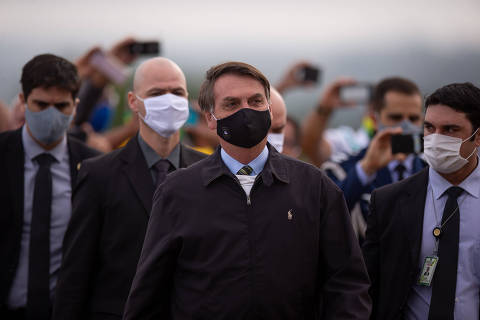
[233,175,261,206]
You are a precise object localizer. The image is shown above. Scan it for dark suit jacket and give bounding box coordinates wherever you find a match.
[52,136,206,320]
[362,168,430,320]
[0,127,100,306]
[123,145,371,320]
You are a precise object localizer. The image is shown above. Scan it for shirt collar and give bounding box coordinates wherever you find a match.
[429,157,480,200]
[22,125,67,163]
[220,145,269,176]
[388,153,415,173]
[137,134,180,169]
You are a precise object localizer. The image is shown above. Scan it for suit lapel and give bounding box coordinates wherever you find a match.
[121,137,155,215]
[401,168,429,270]
[7,129,25,230]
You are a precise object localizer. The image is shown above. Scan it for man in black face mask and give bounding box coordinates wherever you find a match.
[123,62,371,320]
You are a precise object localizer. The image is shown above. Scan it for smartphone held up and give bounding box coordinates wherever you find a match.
[128,41,161,55]
[391,133,423,155]
[297,66,322,84]
[339,82,374,105]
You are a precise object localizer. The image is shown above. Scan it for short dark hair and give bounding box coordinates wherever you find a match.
[198,61,270,112]
[371,77,421,113]
[21,54,80,100]
[425,82,480,134]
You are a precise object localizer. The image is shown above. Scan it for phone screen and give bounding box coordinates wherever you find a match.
[339,83,373,104]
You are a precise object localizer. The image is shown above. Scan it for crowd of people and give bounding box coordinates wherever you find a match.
[1,37,479,320]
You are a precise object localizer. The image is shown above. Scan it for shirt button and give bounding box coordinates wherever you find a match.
[455,297,459,302]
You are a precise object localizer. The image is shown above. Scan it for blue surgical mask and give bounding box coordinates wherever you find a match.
[25,105,73,145]
[377,118,422,135]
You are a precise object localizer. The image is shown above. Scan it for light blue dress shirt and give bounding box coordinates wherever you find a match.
[355,154,415,186]
[7,127,72,308]
[220,146,269,176]
[405,160,480,319]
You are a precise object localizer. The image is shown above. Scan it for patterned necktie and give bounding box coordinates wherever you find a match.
[428,186,464,320]
[27,153,56,320]
[237,165,253,175]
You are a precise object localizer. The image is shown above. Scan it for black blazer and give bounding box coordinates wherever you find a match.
[52,136,206,320]
[362,168,430,320]
[0,128,100,306]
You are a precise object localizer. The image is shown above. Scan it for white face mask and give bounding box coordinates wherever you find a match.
[136,93,189,137]
[423,128,479,174]
[267,132,284,153]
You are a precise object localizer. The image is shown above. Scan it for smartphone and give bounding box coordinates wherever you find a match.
[339,83,373,104]
[89,51,129,84]
[128,41,160,55]
[297,66,321,83]
[391,134,423,154]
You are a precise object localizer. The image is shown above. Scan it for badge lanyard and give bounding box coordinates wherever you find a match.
[418,188,465,286]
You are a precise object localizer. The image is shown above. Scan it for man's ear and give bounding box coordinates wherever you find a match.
[205,111,217,130]
[128,91,138,113]
[19,93,25,104]
[474,128,480,147]
[71,97,80,119]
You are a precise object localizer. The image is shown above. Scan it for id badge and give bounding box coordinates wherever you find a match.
[418,255,439,286]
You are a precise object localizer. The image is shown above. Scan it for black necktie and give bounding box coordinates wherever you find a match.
[237,165,253,175]
[428,186,464,320]
[154,159,171,187]
[394,163,406,181]
[27,153,56,320]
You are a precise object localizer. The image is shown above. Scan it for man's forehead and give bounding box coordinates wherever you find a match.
[425,104,469,123]
[143,84,186,93]
[134,59,186,92]
[137,75,186,93]
[28,86,74,101]
[213,74,266,99]
[382,92,422,112]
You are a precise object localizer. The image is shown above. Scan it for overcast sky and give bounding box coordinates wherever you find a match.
[2,0,479,47]
[1,0,479,121]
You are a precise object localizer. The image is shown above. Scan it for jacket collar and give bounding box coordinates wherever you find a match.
[202,143,290,187]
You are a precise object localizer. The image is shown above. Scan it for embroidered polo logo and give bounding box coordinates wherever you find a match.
[287,209,293,220]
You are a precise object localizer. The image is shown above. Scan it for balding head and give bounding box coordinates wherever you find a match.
[266,87,287,153]
[133,57,187,95]
[269,87,287,134]
[128,57,188,117]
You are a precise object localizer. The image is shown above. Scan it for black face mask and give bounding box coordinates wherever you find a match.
[215,108,271,148]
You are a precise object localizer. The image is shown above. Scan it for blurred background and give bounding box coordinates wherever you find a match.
[1,0,480,127]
